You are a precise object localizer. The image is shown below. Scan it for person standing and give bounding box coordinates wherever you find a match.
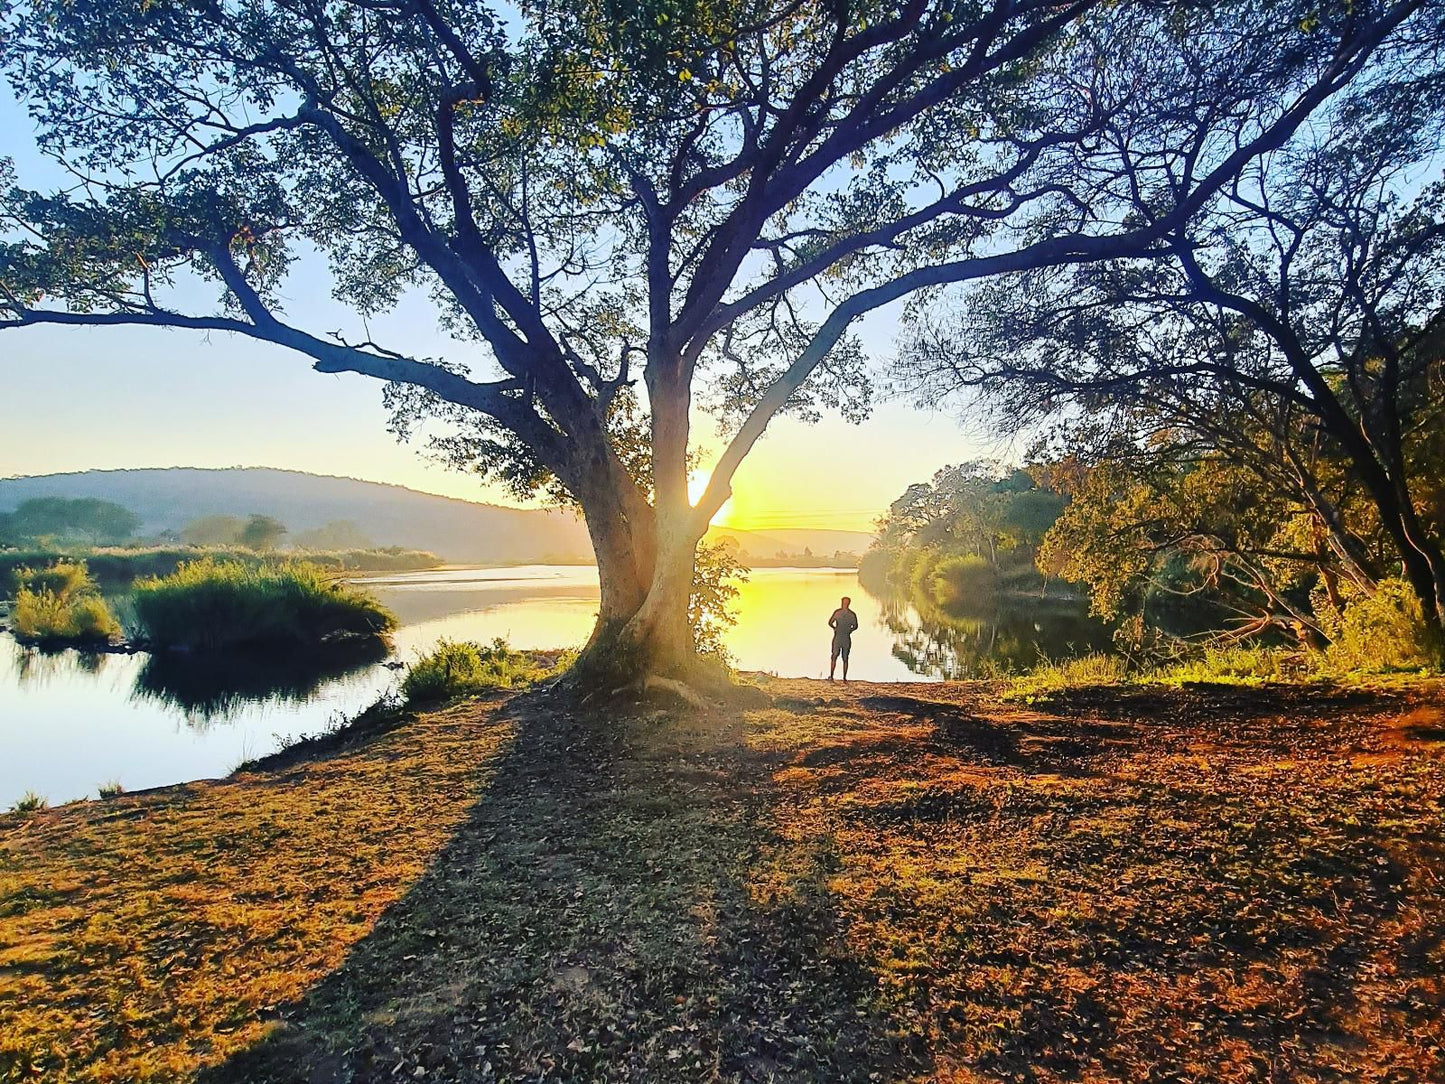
[828,596,859,682]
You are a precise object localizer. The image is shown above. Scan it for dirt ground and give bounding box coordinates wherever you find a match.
[2,677,1443,1082]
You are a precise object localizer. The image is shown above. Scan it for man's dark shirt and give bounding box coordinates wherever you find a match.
[829,607,859,641]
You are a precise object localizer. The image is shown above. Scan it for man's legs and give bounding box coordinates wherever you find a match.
[829,641,839,680]
[840,639,850,682]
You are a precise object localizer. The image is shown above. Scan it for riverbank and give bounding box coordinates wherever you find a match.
[3,678,1443,1081]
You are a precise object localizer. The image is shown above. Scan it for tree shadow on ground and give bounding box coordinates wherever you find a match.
[199,692,927,1083]
[854,692,1136,775]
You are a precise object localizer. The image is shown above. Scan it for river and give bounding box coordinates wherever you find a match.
[0,565,1108,806]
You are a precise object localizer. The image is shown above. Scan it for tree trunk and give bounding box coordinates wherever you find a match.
[563,367,716,690]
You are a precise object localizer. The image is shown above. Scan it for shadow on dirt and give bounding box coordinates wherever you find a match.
[199,692,927,1083]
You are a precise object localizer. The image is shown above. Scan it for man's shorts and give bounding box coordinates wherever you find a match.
[831,634,852,661]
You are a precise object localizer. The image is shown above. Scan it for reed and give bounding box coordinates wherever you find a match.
[131,558,396,651]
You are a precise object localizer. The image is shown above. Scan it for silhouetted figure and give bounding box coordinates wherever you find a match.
[828,596,859,681]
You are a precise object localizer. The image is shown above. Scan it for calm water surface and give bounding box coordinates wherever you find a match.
[0,565,1106,805]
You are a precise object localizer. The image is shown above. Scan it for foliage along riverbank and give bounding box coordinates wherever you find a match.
[2,675,1442,1081]
[0,545,442,591]
[4,558,398,654]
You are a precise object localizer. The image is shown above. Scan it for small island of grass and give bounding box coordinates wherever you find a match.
[8,560,122,647]
[131,558,397,652]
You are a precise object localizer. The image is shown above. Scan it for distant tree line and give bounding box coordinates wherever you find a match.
[0,498,384,557]
[862,463,1068,613]
[0,498,140,547]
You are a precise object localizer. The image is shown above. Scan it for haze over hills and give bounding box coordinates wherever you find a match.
[705,525,875,560]
[0,468,594,564]
[0,468,875,563]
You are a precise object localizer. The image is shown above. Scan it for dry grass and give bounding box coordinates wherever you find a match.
[3,677,1443,1082]
[0,699,515,1083]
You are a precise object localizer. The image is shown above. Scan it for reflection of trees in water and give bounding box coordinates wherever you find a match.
[132,639,391,728]
[11,641,113,687]
[865,585,1111,679]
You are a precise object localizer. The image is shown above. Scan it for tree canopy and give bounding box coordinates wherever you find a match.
[899,6,1445,653]
[0,497,141,545]
[2,0,1430,684]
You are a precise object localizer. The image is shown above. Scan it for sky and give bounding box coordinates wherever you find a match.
[0,91,996,535]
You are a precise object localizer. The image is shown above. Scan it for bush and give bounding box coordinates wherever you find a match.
[691,540,748,662]
[97,780,124,799]
[131,558,397,651]
[9,791,47,814]
[1157,645,1307,685]
[401,638,558,703]
[10,559,92,599]
[8,560,122,645]
[1319,578,1441,673]
[927,553,999,612]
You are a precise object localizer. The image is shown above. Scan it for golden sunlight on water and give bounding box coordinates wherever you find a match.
[365,565,925,682]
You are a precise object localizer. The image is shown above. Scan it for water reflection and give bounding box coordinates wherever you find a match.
[132,640,391,725]
[12,644,122,689]
[873,588,1112,680]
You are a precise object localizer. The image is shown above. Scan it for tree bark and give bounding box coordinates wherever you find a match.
[565,360,717,691]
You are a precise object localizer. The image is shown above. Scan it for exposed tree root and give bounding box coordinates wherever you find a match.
[641,674,712,709]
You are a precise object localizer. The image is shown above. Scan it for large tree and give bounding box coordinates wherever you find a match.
[899,12,1445,648]
[0,0,1423,688]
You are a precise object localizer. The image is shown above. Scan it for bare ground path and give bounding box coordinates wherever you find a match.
[2,677,1443,1082]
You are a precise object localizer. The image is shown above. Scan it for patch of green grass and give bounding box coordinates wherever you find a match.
[8,791,47,814]
[131,558,396,652]
[1154,644,1313,685]
[1002,651,1129,700]
[0,547,442,591]
[95,781,124,800]
[400,638,566,703]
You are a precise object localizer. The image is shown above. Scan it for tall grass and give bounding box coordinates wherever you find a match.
[10,559,93,598]
[131,558,397,651]
[9,791,47,814]
[1003,652,1129,700]
[0,546,442,590]
[400,638,566,703]
[1156,645,1309,685]
[8,560,122,645]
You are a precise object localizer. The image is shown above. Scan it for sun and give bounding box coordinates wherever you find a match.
[687,470,733,524]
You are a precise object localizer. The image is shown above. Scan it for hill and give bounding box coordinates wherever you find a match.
[706,525,874,561]
[0,468,593,565]
[0,468,876,565]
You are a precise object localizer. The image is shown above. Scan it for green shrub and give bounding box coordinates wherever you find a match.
[97,780,124,799]
[9,560,122,645]
[927,553,999,612]
[10,559,92,600]
[1156,645,1307,685]
[1319,578,1440,673]
[9,791,47,814]
[131,558,396,651]
[401,638,557,703]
